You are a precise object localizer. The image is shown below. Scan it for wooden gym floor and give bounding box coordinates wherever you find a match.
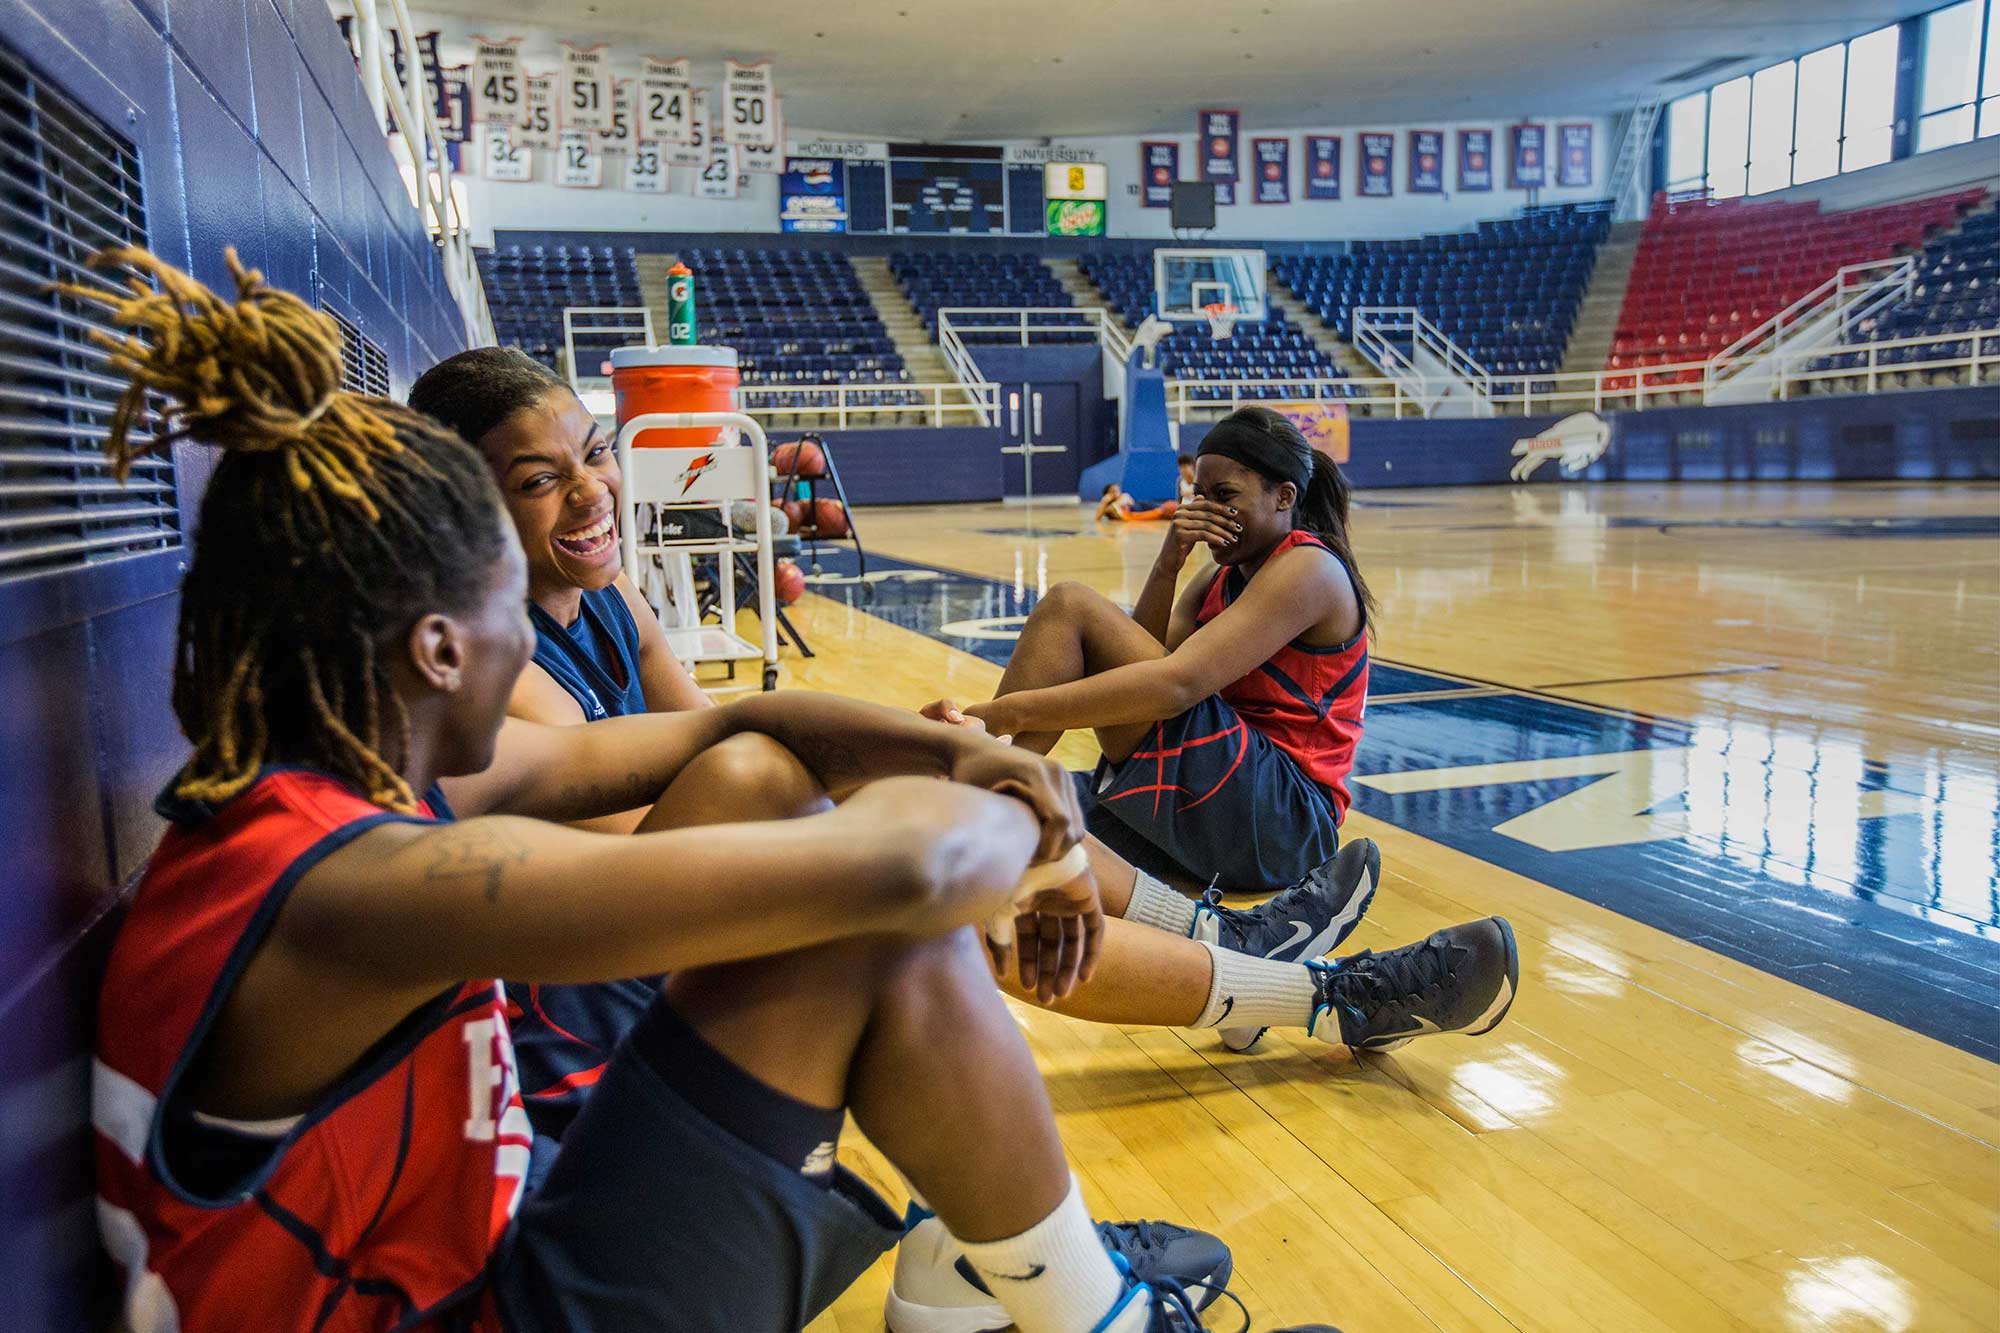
[726,481,2000,1333]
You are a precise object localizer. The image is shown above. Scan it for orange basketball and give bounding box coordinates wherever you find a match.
[771,439,828,478]
[773,559,806,605]
[809,498,851,538]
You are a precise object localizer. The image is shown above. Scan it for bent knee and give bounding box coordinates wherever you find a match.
[1036,580,1107,619]
[696,732,830,818]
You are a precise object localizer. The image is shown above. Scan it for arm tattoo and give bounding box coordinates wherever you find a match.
[554,770,654,820]
[424,825,533,904]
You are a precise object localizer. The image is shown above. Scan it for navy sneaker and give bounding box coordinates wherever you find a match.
[885,1213,1233,1331]
[1090,1265,1343,1331]
[1308,917,1519,1052]
[1190,840,1380,1052]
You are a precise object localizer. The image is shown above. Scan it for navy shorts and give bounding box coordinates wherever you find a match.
[494,1003,904,1332]
[1084,694,1339,895]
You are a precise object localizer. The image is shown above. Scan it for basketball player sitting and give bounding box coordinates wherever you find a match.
[1096,484,1179,523]
[934,406,1517,1051]
[85,249,1350,1333]
[412,350,1513,1128]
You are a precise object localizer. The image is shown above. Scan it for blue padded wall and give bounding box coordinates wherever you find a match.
[0,1,466,1327]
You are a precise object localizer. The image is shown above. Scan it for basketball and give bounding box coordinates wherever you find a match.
[771,439,827,477]
[773,558,806,604]
[806,498,850,537]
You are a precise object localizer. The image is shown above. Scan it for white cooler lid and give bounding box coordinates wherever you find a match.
[610,345,738,369]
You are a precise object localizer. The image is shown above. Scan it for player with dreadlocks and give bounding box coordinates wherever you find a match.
[79,247,1347,1333]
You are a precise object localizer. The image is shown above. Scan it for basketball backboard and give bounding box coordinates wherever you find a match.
[1154,248,1268,324]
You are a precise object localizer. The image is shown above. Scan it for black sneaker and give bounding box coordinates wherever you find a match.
[1098,1219,1232,1309]
[1106,1268,1343,1332]
[1190,839,1380,962]
[1307,917,1518,1052]
[1191,840,1380,1053]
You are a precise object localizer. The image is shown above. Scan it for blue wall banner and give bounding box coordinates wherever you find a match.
[780,158,849,232]
[1305,135,1341,199]
[1408,129,1443,193]
[1359,132,1394,197]
[1199,108,1239,201]
[1559,123,1594,187]
[1141,141,1178,208]
[1458,128,1494,191]
[1252,137,1290,204]
[1510,123,1547,188]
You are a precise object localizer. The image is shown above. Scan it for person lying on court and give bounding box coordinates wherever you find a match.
[1095,483,1178,522]
[413,347,1514,1112]
[77,248,1349,1333]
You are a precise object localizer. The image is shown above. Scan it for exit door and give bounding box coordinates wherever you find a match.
[1002,381,1080,500]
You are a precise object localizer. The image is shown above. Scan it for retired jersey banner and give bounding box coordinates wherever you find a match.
[471,37,528,128]
[640,57,693,144]
[626,141,669,193]
[1510,123,1547,188]
[1198,109,1239,190]
[440,67,471,145]
[696,140,740,198]
[1304,135,1340,199]
[1141,141,1178,208]
[1359,132,1394,197]
[740,98,784,173]
[555,130,601,188]
[599,79,634,156]
[561,43,613,131]
[518,73,556,149]
[668,90,710,168]
[1408,130,1443,193]
[721,60,777,148]
[1559,123,1594,187]
[483,125,531,181]
[1458,128,1494,191]
[1252,137,1289,204]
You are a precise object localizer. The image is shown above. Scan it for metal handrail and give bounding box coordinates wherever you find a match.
[1711,256,1915,378]
[349,0,494,347]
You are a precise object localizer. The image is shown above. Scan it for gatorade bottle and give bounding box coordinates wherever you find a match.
[666,261,696,345]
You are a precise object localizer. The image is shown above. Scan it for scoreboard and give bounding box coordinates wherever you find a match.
[889,158,1006,234]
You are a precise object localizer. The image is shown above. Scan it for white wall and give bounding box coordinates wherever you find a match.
[418,16,1612,247]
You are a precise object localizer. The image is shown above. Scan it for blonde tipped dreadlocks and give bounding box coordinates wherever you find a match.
[58,247,512,812]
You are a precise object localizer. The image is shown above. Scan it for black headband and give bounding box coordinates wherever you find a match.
[1197,416,1311,491]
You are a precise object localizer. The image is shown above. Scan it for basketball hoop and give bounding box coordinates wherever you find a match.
[1202,302,1237,341]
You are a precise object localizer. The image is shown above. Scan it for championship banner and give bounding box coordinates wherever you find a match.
[518,73,556,149]
[561,43,613,132]
[471,37,527,128]
[1140,141,1177,208]
[667,89,709,168]
[696,140,740,198]
[483,125,531,182]
[1359,132,1393,197]
[1458,128,1494,191]
[626,141,669,193]
[740,98,784,173]
[414,31,443,115]
[721,60,777,149]
[440,67,471,144]
[1408,129,1443,193]
[1198,108,1239,195]
[555,129,602,188]
[1558,123,1594,187]
[639,56,693,144]
[1252,137,1289,204]
[1304,135,1340,200]
[599,79,634,156]
[1510,123,1546,188]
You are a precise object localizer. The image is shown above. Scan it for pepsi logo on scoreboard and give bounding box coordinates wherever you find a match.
[781,158,849,233]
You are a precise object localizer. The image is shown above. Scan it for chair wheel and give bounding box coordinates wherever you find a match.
[762,666,779,692]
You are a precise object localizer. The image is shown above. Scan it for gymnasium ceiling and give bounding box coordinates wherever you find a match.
[418,0,1944,138]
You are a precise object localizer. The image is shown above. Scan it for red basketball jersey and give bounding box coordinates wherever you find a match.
[93,769,531,1331]
[1196,529,1369,817]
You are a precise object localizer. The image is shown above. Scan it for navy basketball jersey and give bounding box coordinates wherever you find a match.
[513,586,658,1144]
[528,585,648,721]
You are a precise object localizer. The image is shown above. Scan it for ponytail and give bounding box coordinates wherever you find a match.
[1296,448,1375,629]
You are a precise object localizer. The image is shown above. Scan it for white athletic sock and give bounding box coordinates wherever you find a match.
[1190,941,1318,1031]
[956,1176,1125,1333]
[1121,871,1199,937]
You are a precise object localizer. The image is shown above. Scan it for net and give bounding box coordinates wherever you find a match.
[1202,302,1237,341]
